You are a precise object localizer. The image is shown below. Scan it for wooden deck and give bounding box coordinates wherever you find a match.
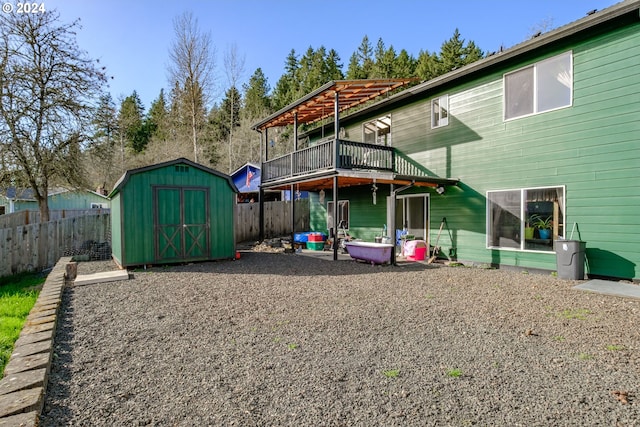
[262,139,428,184]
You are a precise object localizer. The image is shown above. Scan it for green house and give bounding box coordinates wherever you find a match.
[109,158,237,267]
[254,1,640,280]
[0,187,109,214]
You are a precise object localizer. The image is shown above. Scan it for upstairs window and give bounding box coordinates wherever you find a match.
[431,94,449,128]
[363,115,391,145]
[504,51,572,120]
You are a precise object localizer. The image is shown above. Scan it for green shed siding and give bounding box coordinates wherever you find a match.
[111,159,236,267]
[309,18,639,279]
[111,194,123,265]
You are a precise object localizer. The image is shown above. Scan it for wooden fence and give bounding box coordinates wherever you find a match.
[235,199,310,243]
[0,200,310,277]
[0,209,109,229]
[0,211,111,278]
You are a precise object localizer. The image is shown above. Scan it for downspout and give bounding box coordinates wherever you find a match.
[390,181,415,266]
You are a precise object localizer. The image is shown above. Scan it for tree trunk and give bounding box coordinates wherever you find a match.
[38,194,50,222]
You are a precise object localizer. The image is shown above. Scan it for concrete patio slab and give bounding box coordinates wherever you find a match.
[574,279,640,300]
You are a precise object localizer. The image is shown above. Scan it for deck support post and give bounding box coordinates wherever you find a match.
[259,129,267,242]
[334,91,340,168]
[333,175,338,261]
[390,184,396,266]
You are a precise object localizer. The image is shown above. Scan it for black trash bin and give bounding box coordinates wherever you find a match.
[555,240,586,280]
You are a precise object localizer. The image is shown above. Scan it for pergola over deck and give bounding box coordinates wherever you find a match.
[253,79,459,262]
[254,79,414,131]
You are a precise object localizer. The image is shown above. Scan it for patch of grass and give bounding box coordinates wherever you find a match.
[558,308,591,320]
[424,294,435,300]
[287,343,298,351]
[446,368,463,378]
[383,369,400,378]
[605,344,624,351]
[553,335,566,342]
[577,352,593,361]
[0,272,42,378]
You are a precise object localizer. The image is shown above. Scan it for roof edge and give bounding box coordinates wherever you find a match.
[108,158,238,197]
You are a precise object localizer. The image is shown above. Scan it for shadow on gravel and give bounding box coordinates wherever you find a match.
[128,251,438,278]
[39,287,76,426]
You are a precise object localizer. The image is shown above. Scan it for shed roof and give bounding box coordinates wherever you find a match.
[109,158,238,198]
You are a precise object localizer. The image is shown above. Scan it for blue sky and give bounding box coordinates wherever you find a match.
[48,0,620,110]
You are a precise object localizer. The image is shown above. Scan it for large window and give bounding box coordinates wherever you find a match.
[504,51,572,120]
[487,186,565,252]
[431,94,449,128]
[363,115,391,145]
[327,200,350,230]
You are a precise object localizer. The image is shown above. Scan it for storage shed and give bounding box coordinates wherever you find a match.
[108,158,238,267]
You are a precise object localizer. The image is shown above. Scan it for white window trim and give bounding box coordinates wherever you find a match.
[362,115,392,146]
[486,185,566,253]
[431,94,449,128]
[327,200,350,230]
[503,51,573,121]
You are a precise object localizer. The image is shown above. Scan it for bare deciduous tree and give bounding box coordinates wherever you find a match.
[167,11,216,163]
[0,10,107,221]
[223,43,245,171]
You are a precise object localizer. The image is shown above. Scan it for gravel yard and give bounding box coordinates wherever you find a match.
[40,251,639,426]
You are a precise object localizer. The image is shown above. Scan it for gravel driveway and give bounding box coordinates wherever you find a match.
[40,251,639,426]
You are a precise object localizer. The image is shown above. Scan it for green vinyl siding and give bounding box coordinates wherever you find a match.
[334,20,639,279]
[48,191,109,210]
[311,186,390,242]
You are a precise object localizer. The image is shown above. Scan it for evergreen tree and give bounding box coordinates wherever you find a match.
[346,52,365,79]
[89,94,119,186]
[356,35,375,78]
[326,49,344,81]
[118,91,151,153]
[439,28,484,73]
[272,49,300,110]
[243,68,271,121]
[394,49,416,78]
[148,89,169,142]
[372,39,396,78]
[415,49,442,81]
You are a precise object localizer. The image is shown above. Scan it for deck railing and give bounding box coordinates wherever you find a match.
[263,139,397,183]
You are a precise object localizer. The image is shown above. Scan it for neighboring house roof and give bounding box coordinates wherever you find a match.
[0,187,108,201]
[109,157,239,198]
[1,187,35,201]
[231,163,261,193]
